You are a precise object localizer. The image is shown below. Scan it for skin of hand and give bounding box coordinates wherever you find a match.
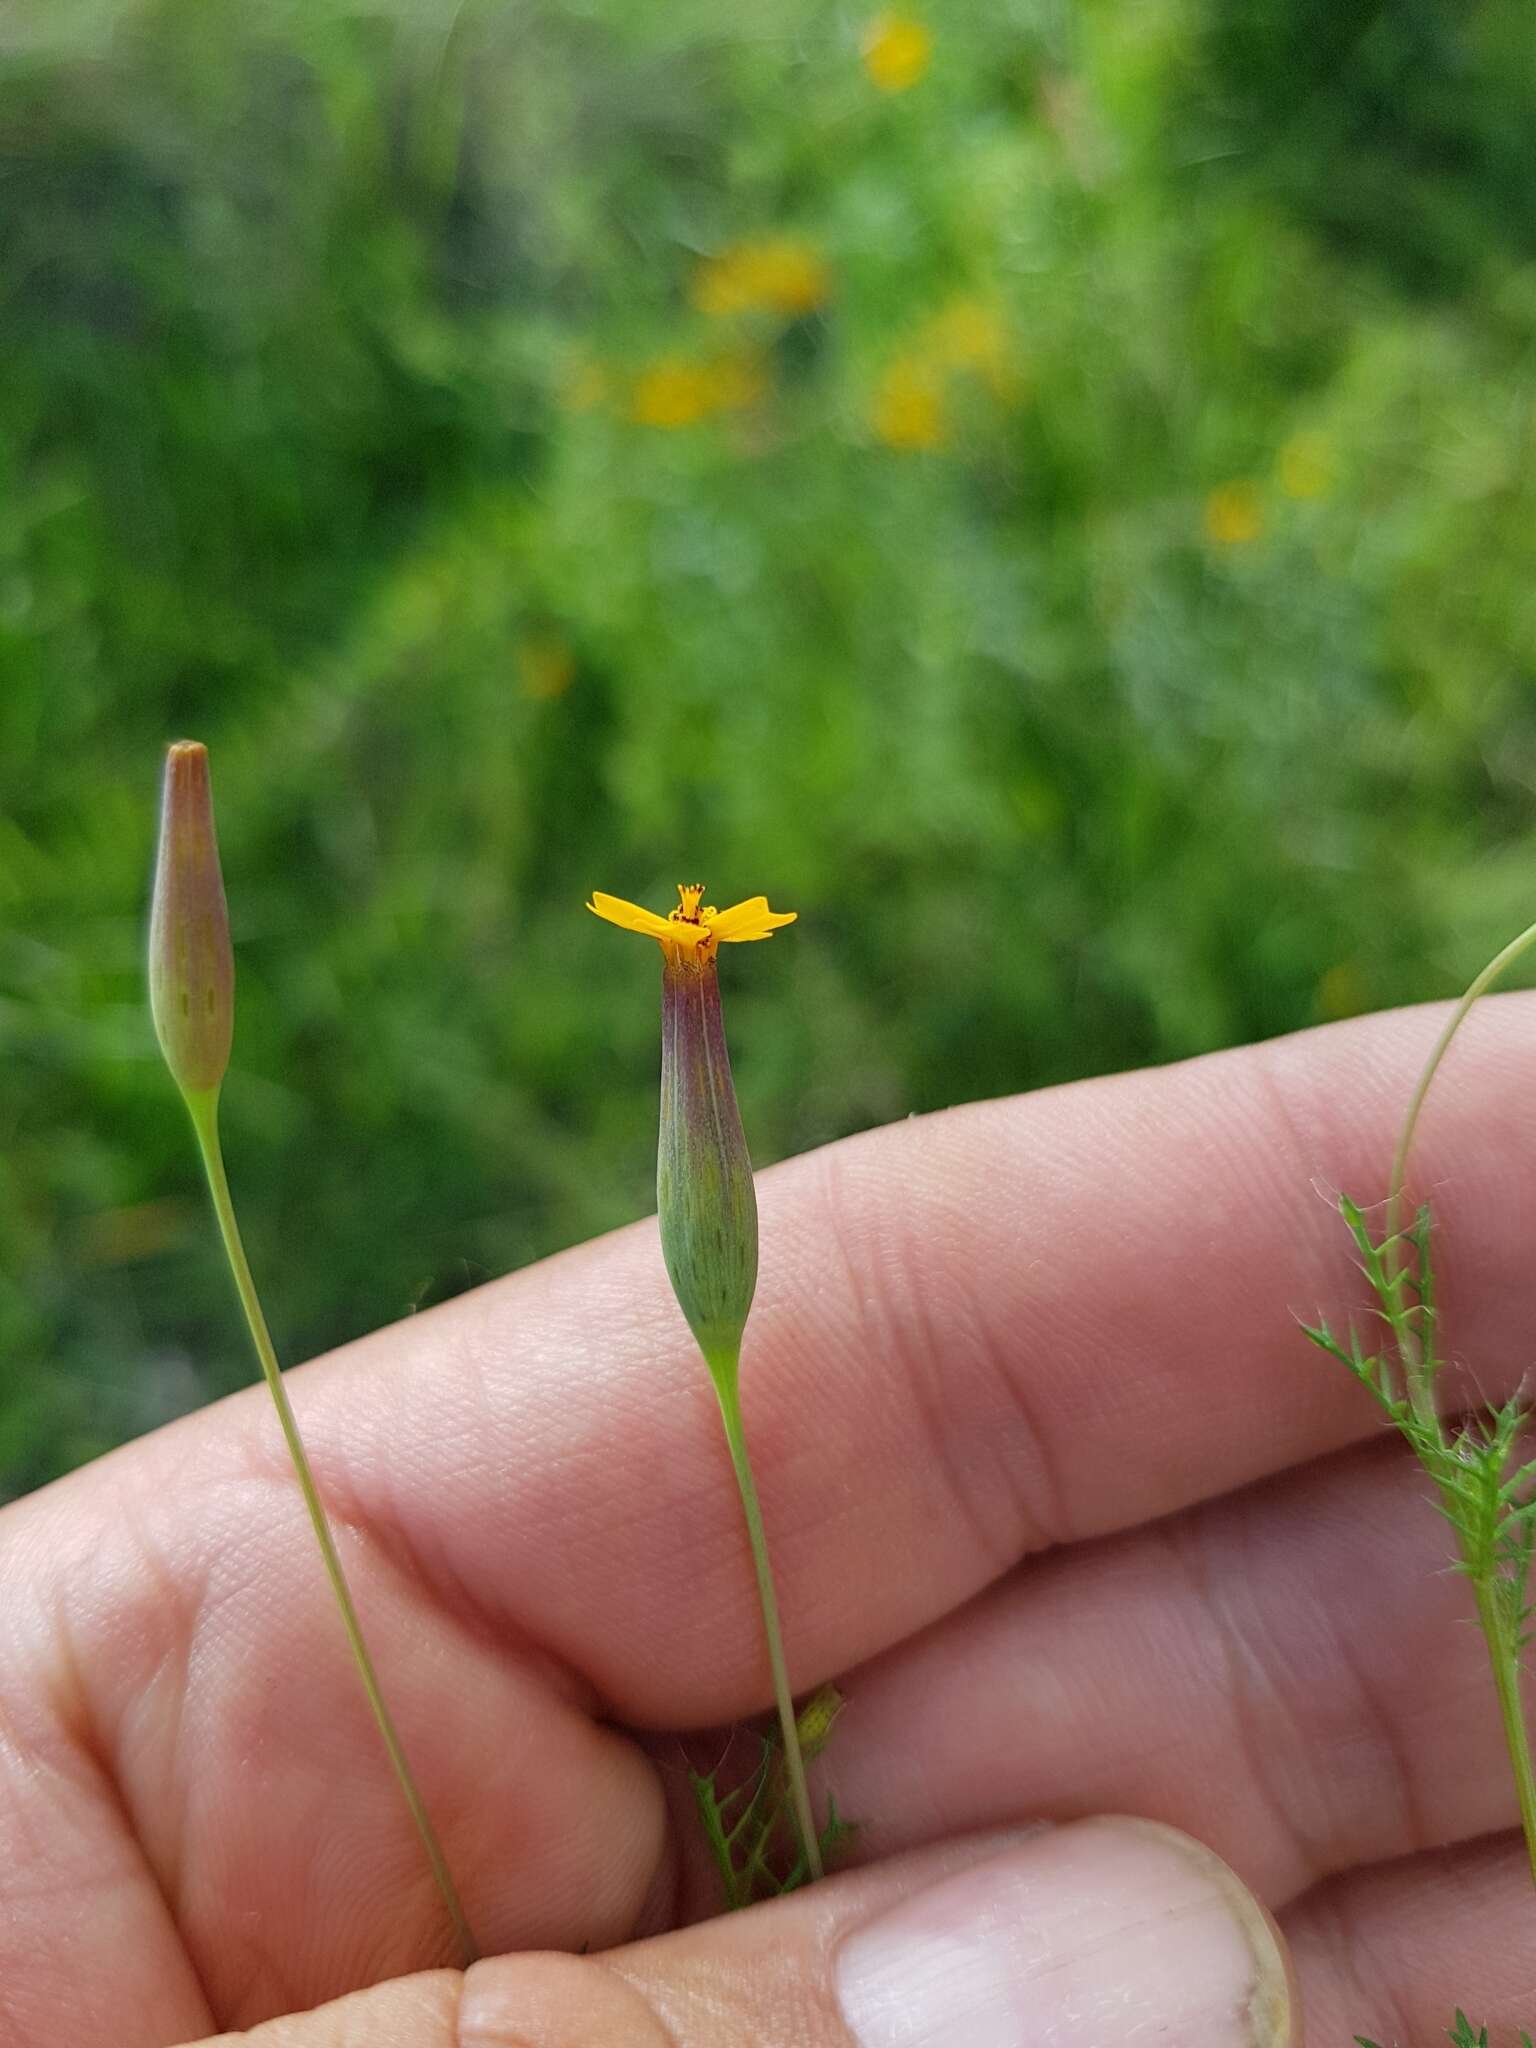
[4,996,1536,2047]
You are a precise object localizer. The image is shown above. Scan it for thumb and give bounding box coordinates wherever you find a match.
[193,1818,1297,2048]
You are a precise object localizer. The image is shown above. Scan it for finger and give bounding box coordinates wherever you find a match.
[6,998,1530,2026]
[1285,1830,1536,2046]
[0,1457,667,2042]
[813,1432,1518,1912]
[253,992,1536,1723]
[186,1821,1296,2048]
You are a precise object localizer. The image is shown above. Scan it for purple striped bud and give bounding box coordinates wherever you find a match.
[658,946,759,1367]
[589,882,796,1371]
[148,741,234,1098]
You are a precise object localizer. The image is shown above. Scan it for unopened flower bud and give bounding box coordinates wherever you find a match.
[588,881,795,1371]
[589,878,818,1879]
[658,944,759,1367]
[149,740,234,1098]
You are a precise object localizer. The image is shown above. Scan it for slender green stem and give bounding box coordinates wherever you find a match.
[1377,916,1536,1902]
[709,1356,824,1883]
[185,1089,479,1967]
[1385,916,1536,1428]
[1473,1574,1536,1892]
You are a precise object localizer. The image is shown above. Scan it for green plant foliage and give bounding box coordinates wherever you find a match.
[1358,2014,1536,2048]
[1310,1199,1536,2047]
[691,1683,854,1909]
[1305,1203,1536,1658]
[5,0,1536,1491]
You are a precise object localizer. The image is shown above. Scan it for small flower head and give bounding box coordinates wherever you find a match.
[690,237,831,320]
[861,12,932,93]
[923,295,1020,402]
[589,884,796,972]
[628,354,767,429]
[871,356,947,450]
[148,740,234,1099]
[1203,480,1265,547]
[591,883,796,1365]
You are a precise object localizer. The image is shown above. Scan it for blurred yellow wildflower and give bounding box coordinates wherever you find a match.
[922,295,1020,401]
[872,357,946,449]
[862,12,932,93]
[1203,481,1265,546]
[629,352,766,428]
[691,237,830,319]
[517,632,575,702]
[870,298,1018,450]
[630,358,716,429]
[1278,430,1334,500]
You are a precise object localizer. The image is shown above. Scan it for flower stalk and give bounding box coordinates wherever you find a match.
[1385,915,1536,1887]
[592,882,824,1883]
[1382,916,1536,1429]
[709,1347,823,1884]
[1306,914,1536,1896]
[150,741,477,1966]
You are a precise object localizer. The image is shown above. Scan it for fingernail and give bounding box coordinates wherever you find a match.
[834,1816,1294,2048]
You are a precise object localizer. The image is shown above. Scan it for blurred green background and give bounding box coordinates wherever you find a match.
[4,0,1536,1498]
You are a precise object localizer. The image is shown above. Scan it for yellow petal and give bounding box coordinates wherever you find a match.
[588,891,677,941]
[709,897,798,942]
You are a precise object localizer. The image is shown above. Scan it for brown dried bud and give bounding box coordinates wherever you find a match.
[148,740,234,1098]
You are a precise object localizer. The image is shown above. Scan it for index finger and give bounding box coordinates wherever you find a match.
[157,989,1535,1724]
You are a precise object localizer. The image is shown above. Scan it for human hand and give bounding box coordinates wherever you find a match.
[4,998,1534,2046]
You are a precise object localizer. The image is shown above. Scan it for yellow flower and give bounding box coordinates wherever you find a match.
[1278,430,1333,501]
[589,883,796,967]
[1203,480,1264,546]
[872,356,946,449]
[862,12,932,92]
[691,237,830,319]
[630,357,718,428]
[922,295,1020,401]
[926,297,996,366]
[629,353,766,428]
